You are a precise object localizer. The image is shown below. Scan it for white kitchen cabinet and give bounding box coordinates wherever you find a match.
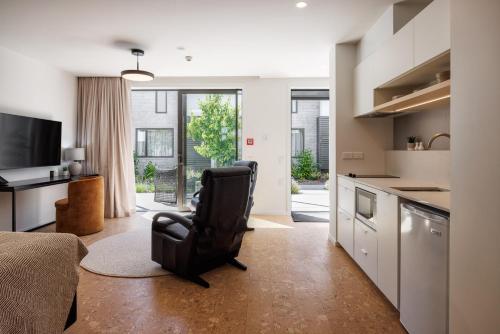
[337,209,354,257]
[354,22,414,117]
[376,190,399,308]
[414,0,450,67]
[372,21,414,87]
[354,219,378,284]
[353,58,376,117]
[337,177,355,215]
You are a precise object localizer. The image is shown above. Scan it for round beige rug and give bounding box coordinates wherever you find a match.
[80,229,170,278]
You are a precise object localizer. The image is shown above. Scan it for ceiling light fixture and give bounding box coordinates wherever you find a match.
[121,49,154,82]
[296,1,308,8]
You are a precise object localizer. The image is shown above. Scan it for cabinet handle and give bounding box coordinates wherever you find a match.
[361,248,368,255]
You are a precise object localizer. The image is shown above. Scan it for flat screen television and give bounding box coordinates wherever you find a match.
[0,113,62,170]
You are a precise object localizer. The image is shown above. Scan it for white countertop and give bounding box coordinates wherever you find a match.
[338,174,450,212]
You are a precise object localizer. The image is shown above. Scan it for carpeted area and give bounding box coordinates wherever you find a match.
[80,228,170,278]
[79,217,290,278]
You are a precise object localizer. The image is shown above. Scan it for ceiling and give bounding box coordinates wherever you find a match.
[0,0,396,77]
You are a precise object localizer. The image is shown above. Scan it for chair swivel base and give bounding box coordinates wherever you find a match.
[180,258,248,289]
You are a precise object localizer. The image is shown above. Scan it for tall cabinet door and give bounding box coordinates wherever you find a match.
[414,0,450,66]
[376,190,399,308]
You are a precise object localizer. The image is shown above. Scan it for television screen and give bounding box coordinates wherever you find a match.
[0,113,62,170]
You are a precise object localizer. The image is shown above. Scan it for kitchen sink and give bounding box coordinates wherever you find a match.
[390,186,450,192]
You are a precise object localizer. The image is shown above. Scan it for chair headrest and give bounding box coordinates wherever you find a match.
[233,160,258,174]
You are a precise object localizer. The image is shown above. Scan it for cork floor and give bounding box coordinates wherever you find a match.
[42,214,404,334]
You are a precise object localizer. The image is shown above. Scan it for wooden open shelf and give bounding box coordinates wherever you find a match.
[373,79,450,114]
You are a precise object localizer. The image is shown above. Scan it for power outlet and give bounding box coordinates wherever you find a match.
[352,152,364,160]
[341,152,364,160]
[341,152,353,160]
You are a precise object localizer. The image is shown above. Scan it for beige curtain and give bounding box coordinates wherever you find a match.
[77,77,135,218]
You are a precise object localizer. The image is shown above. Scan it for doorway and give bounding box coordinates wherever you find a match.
[290,89,330,222]
[131,89,241,212]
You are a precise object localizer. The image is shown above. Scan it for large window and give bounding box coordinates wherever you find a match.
[291,128,304,157]
[136,128,174,157]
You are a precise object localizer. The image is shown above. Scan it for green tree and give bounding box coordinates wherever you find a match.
[187,94,236,166]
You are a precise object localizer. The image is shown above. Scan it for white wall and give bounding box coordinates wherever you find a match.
[393,107,450,150]
[329,43,393,241]
[449,0,500,332]
[132,76,328,215]
[0,47,77,231]
[385,150,450,185]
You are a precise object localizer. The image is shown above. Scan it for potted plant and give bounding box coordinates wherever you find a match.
[407,136,417,151]
[62,166,70,177]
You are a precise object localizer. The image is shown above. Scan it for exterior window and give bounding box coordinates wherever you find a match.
[291,99,298,113]
[156,91,167,113]
[291,128,304,157]
[136,128,174,157]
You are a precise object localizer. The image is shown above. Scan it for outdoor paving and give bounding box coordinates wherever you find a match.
[136,193,177,212]
[292,189,329,212]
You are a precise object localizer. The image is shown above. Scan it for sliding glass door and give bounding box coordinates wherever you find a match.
[177,90,241,210]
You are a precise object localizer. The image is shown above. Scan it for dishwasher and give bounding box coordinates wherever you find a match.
[400,203,450,334]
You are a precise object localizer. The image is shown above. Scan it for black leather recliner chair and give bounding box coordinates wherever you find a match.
[151,166,251,288]
[190,161,258,231]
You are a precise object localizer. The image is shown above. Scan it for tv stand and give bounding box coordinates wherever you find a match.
[0,176,71,231]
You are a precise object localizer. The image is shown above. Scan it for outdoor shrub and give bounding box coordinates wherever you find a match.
[291,179,300,194]
[291,149,320,180]
[136,182,154,193]
[143,161,156,181]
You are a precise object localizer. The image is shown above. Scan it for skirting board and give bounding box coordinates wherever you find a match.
[328,233,337,245]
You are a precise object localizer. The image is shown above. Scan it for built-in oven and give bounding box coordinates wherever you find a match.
[355,187,377,230]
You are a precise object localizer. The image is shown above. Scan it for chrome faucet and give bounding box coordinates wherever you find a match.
[427,133,450,150]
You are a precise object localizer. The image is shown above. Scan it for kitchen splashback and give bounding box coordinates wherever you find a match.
[385,150,450,186]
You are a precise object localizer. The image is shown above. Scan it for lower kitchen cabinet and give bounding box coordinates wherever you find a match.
[376,190,399,308]
[354,219,378,284]
[337,209,354,257]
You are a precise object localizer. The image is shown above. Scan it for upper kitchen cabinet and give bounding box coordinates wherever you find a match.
[353,0,450,118]
[372,22,414,88]
[414,0,450,67]
[354,56,377,117]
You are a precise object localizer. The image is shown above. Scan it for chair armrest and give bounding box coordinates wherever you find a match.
[192,190,200,199]
[55,198,69,211]
[152,212,194,230]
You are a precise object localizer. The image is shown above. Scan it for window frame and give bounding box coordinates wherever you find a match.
[291,128,305,158]
[135,128,175,158]
[155,91,168,114]
[291,99,298,113]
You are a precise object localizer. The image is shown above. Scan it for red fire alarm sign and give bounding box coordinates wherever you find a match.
[246,138,254,145]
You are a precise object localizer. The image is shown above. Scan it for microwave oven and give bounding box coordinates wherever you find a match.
[355,187,377,230]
